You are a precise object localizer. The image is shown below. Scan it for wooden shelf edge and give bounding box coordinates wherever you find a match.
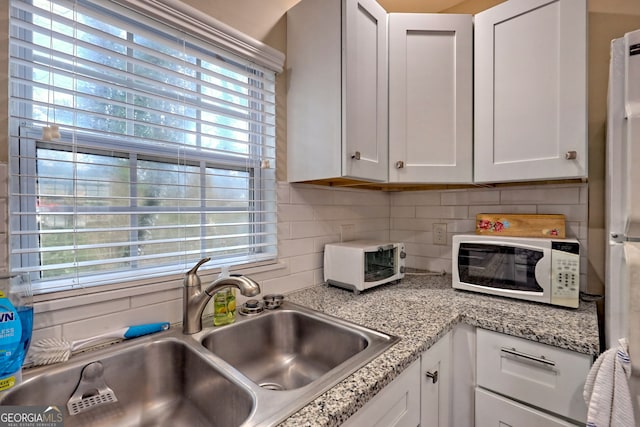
[287,177,587,192]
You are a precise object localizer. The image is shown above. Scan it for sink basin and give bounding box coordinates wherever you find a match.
[1,337,254,427]
[198,301,400,425]
[202,307,369,390]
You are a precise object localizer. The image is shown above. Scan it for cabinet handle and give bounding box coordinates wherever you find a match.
[425,370,438,383]
[500,347,556,367]
[351,151,361,160]
[565,151,577,160]
[395,160,405,169]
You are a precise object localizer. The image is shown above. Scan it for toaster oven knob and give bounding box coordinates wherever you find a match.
[400,266,405,274]
[400,251,406,259]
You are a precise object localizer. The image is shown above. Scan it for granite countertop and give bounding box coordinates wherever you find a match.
[279,272,600,427]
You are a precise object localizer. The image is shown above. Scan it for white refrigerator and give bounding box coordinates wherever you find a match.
[606,28,640,421]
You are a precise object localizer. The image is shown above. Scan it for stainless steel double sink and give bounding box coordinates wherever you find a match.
[0,301,399,426]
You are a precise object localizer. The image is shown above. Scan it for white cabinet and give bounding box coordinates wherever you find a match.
[451,323,476,427]
[421,331,451,427]
[476,328,592,425]
[388,14,473,183]
[474,0,587,183]
[344,332,451,427]
[476,388,581,427]
[345,326,592,427]
[287,0,388,183]
[342,359,420,427]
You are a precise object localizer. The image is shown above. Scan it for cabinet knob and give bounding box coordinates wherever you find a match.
[565,151,577,160]
[425,370,438,384]
[351,151,361,160]
[395,160,405,169]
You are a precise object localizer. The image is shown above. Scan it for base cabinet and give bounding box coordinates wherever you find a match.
[344,326,591,427]
[342,359,420,427]
[344,331,451,426]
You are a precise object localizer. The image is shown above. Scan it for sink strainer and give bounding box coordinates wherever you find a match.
[67,361,118,415]
[263,294,284,310]
[239,299,264,316]
[259,382,285,391]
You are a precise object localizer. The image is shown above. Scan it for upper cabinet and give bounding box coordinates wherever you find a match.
[287,0,388,183]
[286,0,588,186]
[389,14,473,183]
[474,0,588,183]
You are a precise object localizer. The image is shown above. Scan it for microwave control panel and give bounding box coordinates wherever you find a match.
[550,241,580,308]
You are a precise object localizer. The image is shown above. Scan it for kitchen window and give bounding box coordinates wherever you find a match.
[8,0,281,294]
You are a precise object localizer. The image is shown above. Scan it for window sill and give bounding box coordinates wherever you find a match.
[33,261,287,315]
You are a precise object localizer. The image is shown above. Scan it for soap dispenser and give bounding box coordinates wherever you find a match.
[213,266,236,326]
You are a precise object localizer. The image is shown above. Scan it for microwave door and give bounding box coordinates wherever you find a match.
[459,243,546,294]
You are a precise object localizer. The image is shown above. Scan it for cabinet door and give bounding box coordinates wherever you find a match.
[474,0,587,183]
[286,0,342,182]
[343,0,388,182]
[421,332,451,427]
[476,388,579,427]
[342,359,420,427]
[389,14,472,183]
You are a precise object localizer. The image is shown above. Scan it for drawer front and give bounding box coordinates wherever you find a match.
[476,388,579,427]
[476,329,591,423]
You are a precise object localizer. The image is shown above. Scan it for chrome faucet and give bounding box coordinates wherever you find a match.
[183,257,261,334]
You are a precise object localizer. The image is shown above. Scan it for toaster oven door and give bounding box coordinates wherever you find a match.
[364,245,397,283]
[457,243,545,292]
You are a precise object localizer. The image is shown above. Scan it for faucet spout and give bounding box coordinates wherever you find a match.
[183,265,260,334]
[203,275,261,299]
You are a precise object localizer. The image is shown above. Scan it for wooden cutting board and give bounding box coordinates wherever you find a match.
[475,214,566,238]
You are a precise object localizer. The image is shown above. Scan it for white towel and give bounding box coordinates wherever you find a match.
[583,338,635,427]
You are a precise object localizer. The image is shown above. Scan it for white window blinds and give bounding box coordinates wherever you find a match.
[9,0,280,294]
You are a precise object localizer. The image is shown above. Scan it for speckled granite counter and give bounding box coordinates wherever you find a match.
[278,273,600,427]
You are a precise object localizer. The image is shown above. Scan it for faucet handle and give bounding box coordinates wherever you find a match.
[185,257,211,287]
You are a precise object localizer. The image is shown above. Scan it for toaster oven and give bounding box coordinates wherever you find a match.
[324,240,406,294]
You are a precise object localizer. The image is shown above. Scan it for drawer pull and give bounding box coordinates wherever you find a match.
[500,347,556,367]
[425,370,438,383]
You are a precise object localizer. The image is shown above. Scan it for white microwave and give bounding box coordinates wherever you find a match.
[324,240,406,294]
[453,235,580,308]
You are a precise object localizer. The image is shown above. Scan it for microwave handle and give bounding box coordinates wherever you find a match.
[534,247,552,291]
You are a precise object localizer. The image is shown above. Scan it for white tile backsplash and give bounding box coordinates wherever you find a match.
[441,190,501,206]
[416,205,469,219]
[468,204,538,216]
[391,183,589,289]
[278,204,315,222]
[34,298,131,330]
[392,191,441,206]
[500,186,581,205]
